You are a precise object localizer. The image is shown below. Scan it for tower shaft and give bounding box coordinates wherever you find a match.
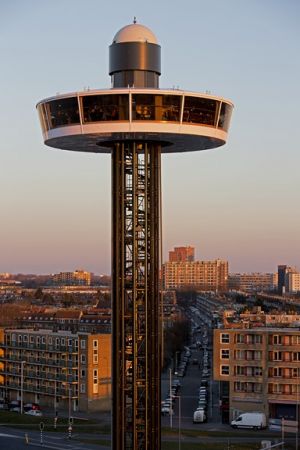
[112,141,161,450]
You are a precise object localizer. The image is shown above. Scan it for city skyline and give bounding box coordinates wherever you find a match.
[1,0,299,274]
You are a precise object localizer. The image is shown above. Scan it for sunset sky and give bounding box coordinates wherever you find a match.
[1,0,299,274]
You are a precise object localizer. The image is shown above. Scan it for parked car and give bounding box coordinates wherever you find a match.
[25,409,43,417]
[193,408,206,423]
[24,403,40,412]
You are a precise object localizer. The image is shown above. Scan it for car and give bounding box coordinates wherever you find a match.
[24,403,40,412]
[10,406,21,413]
[161,405,173,416]
[25,409,43,417]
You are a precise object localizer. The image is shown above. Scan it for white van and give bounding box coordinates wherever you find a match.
[231,412,266,430]
[193,408,206,423]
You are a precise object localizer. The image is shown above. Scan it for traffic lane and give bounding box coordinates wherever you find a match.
[161,349,204,428]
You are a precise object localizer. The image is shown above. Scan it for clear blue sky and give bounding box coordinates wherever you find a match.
[1,0,299,274]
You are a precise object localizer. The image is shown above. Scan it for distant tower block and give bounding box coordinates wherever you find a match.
[37,21,233,450]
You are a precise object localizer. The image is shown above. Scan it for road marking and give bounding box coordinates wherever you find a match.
[0,432,23,438]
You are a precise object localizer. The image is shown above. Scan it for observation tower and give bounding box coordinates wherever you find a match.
[37,21,233,450]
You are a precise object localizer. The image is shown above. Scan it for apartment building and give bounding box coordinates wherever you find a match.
[168,246,195,262]
[162,259,228,291]
[52,269,91,286]
[286,272,300,294]
[214,328,300,423]
[0,328,111,412]
[228,273,277,292]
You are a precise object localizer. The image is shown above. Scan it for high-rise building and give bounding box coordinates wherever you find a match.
[278,265,297,295]
[162,259,228,291]
[169,246,195,262]
[285,272,300,294]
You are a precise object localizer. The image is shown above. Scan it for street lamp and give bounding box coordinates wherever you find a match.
[20,360,26,414]
[173,394,181,450]
[68,384,72,423]
[174,351,180,375]
[296,367,299,450]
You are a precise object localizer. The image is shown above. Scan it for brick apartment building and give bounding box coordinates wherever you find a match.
[162,259,228,291]
[214,327,300,424]
[0,328,111,412]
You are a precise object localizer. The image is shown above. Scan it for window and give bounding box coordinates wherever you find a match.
[273,367,283,377]
[254,335,262,344]
[80,355,86,364]
[221,349,230,359]
[221,334,230,344]
[132,94,181,122]
[93,353,98,364]
[218,102,233,131]
[80,383,86,394]
[48,337,52,345]
[30,336,34,344]
[274,351,282,361]
[23,335,28,342]
[81,369,86,378]
[93,340,98,348]
[93,369,98,394]
[221,365,229,375]
[273,335,282,345]
[61,338,65,346]
[235,366,245,376]
[82,94,129,122]
[43,97,80,130]
[293,352,300,361]
[18,335,22,343]
[41,336,46,344]
[254,351,262,360]
[80,340,86,349]
[236,334,244,344]
[183,96,217,126]
[254,367,262,377]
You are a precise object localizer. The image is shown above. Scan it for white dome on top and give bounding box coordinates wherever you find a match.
[113,23,158,44]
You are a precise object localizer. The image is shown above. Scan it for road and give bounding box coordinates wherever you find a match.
[0,426,108,450]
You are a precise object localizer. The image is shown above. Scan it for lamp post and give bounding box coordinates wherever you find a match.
[68,384,72,424]
[20,360,26,414]
[296,368,299,450]
[173,395,181,450]
[175,351,180,375]
[169,368,173,429]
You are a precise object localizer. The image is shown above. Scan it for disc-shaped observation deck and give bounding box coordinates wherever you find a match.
[37,88,233,153]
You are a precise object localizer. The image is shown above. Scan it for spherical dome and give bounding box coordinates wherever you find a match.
[113,23,158,44]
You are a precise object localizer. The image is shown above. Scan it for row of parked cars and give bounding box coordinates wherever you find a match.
[0,400,42,416]
[161,379,181,416]
[193,383,209,423]
[176,347,191,377]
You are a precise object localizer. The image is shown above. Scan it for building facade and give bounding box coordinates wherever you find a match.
[168,246,195,262]
[162,259,228,291]
[52,269,91,286]
[228,273,277,292]
[278,265,298,295]
[0,328,111,412]
[286,272,300,294]
[214,327,300,423]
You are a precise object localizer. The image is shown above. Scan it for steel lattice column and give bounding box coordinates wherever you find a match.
[112,141,161,450]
